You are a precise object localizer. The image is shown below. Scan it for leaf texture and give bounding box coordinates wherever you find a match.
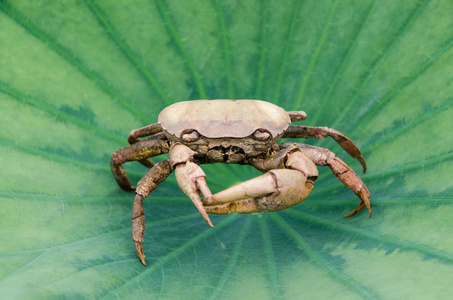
[1,0,452,298]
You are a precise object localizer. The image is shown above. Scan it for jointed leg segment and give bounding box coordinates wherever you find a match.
[128,123,163,144]
[132,159,173,266]
[283,125,367,172]
[111,137,170,190]
[284,142,371,217]
[125,124,165,169]
[204,142,370,218]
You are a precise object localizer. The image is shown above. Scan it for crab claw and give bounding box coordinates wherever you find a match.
[203,169,314,215]
[174,161,214,228]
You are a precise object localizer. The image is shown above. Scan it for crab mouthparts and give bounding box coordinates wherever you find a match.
[210,146,245,163]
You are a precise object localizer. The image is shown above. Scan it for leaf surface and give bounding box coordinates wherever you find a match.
[1,0,452,298]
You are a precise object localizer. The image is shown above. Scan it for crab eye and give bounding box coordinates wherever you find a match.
[253,129,271,141]
[181,130,200,142]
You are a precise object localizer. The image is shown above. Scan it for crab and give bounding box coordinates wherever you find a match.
[111,99,371,265]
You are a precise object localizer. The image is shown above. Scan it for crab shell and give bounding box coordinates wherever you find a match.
[158,99,291,139]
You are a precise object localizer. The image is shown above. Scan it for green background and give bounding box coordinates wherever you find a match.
[1,0,452,299]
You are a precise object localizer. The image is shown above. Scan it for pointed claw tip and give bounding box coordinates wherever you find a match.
[206,219,215,228]
[198,209,214,228]
[343,212,355,218]
[135,241,147,266]
[365,198,372,218]
[140,257,147,266]
[196,203,215,228]
[343,208,358,218]
[358,156,367,173]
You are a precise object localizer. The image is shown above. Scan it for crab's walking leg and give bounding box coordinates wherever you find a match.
[127,124,164,168]
[111,137,170,190]
[128,123,163,144]
[284,142,371,217]
[287,111,307,122]
[169,143,214,228]
[283,125,367,172]
[133,159,173,266]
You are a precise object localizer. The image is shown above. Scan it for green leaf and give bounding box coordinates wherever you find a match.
[1,0,452,298]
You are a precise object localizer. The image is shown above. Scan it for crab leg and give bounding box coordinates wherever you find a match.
[133,159,173,266]
[111,136,170,190]
[169,143,214,228]
[128,123,163,144]
[204,169,314,214]
[127,124,165,169]
[282,125,367,172]
[287,111,307,122]
[284,142,371,217]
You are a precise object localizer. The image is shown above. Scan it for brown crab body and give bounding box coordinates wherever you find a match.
[110,99,371,266]
[158,100,292,163]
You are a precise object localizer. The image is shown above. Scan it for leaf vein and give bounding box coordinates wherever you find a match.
[99,215,238,299]
[0,2,151,123]
[213,0,235,99]
[271,213,377,298]
[85,0,172,106]
[209,216,252,300]
[293,0,339,110]
[156,0,207,99]
[310,1,376,124]
[286,209,453,264]
[323,0,431,132]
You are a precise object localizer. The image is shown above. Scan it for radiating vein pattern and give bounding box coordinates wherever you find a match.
[85,0,172,106]
[271,214,377,298]
[1,0,452,299]
[0,1,152,124]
